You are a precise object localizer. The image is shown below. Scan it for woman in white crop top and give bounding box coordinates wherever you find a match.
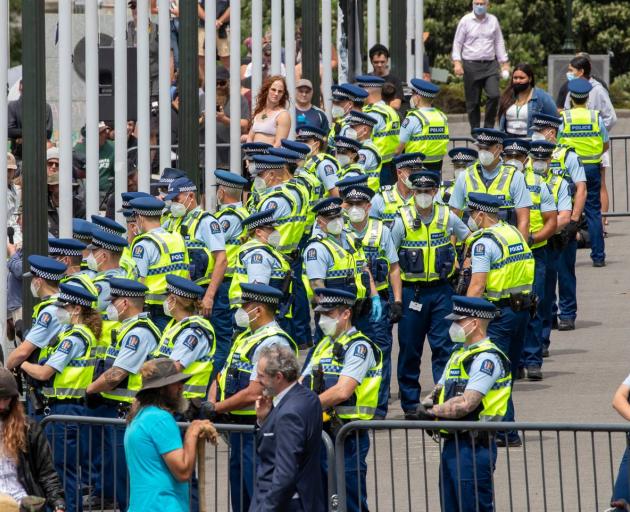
[246,75,291,147]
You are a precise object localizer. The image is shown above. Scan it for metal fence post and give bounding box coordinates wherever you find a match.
[57,0,72,237]
[158,0,171,174]
[204,0,217,211]
[229,0,241,175]
[0,0,7,360]
[321,0,333,118]
[390,0,407,83]
[271,0,282,76]
[283,0,296,136]
[85,0,100,216]
[114,0,128,225]
[302,0,321,106]
[136,0,152,193]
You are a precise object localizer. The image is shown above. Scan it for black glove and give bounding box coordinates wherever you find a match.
[388,301,403,324]
[404,403,436,421]
[199,401,217,421]
[565,220,579,241]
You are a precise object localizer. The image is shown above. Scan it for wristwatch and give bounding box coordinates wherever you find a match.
[527,234,535,247]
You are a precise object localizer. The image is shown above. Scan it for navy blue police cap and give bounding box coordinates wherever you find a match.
[122,209,136,221]
[108,278,148,299]
[467,192,503,214]
[342,185,374,203]
[502,138,531,156]
[281,139,311,157]
[159,167,188,186]
[410,170,440,189]
[529,140,556,160]
[334,136,362,153]
[24,255,67,281]
[336,174,369,194]
[446,296,498,320]
[410,78,440,98]
[72,218,93,242]
[345,110,377,127]
[251,155,286,175]
[312,197,343,217]
[531,113,562,131]
[472,128,506,147]
[166,275,205,300]
[268,147,302,164]
[130,196,166,217]
[296,124,327,142]
[448,147,478,166]
[91,214,126,235]
[89,228,128,253]
[355,75,385,89]
[242,209,276,230]
[240,282,284,305]
[314,287,357,312]
[331,83,368,103]
[394,152,426,170]
[54,282,97,307]
[241,142,272,157]
[48,237,87,257]
[568,78,592,100]
[165,177,197,201]
[120,191,152,210]
[214,169,248,189]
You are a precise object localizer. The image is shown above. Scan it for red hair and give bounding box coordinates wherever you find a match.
[252,75,290,121]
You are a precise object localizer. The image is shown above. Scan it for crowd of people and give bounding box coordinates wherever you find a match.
[1,1,626,511]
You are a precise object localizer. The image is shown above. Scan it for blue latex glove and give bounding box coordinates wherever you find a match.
[370,295,382,322]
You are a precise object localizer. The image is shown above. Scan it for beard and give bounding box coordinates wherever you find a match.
[164,392,189,415]
[261,385,276,398]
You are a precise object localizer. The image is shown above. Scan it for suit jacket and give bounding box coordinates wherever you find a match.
[249,383,325,512]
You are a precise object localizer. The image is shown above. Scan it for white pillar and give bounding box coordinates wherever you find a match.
[321,0,333,119]
[229,0,242,175]
[58,0,72,236]
[0,0,8,359]
[136,0,151,192]
[251,0,263,100]
[406,0,415,82]
[270,0,282,76]
[85,0,100,216]
[158,0,171,174]
[114,0,128,224]
[379,0,389,48]
[204,0,217,211]
[415,0,424,77]
[337,4,346,84]
[283,0,296,136]
[367,0,376,59]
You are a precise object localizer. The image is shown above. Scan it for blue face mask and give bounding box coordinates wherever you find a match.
[473,4,487,15]
[566,72,576,81]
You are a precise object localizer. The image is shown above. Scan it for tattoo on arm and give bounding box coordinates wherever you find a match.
[103,367,129,388]
[431,390,483,420]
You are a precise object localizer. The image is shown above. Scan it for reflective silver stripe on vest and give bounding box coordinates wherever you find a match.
[149,232,170,252]
[334,405,376,416]
[496,168,511,191]
[478,415,504,422]
[42,388,87,397]
[467,169,482,191]
[103,388,137,398]
[485,284,533,300]
[146,294,167,302]
[184,384,208,394]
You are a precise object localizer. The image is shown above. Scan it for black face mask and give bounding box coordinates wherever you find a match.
[513,82,530,94]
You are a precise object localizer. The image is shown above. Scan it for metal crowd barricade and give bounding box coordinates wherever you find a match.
[40,414,336,512]
[607,135,630,216]
[334,420,630,512]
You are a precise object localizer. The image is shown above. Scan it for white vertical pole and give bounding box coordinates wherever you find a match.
[406,0,414,82]
[114,0,128,224]
[158,0,171,174]
[367,0,376,60]
[251,0,263,100]
[229,0,242,175]
[137,0,151,192]
[379,0,389,48]
[58,0,72,236]
[85,0,100,216]
[283,0,296,136]
[0,0,8,358]
[321,0,333,119]
[337,4,346,84]
[205,0,217,211]
[415,0,424,77]
[270,0,282,76]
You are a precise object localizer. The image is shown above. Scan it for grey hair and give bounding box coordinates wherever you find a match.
[258,344,300,382]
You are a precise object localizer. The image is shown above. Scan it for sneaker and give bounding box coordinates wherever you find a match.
[593,260,606,267]
[495,436,522,448]
[558,319,575,331]
[515,367,526,380]
[542,346,550,358]
[526,366,543,381]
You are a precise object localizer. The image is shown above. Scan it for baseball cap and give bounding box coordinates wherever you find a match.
[0,368,19,398]
[47,147,60,161]
[7,153,17,170]
[138,358,189,392]
[296,78,313,90]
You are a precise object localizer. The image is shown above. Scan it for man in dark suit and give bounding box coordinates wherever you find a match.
[250,344,325,512]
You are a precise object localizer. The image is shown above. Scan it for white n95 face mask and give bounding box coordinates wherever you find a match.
[478,150,496,167]
[234,307,251,328]
[348,206,367,223]
[449,322,467,343]
[318,314,338,337]
[331,105,345,119]
[505,159,524,172]
[267,229,281,248]
[415,192,434,209]
[337,154,351,167]
[170,202,187,218]
[326,217,344,235]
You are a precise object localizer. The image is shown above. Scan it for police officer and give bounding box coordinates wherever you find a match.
[341,183,401,418]
[86,278,160,509]
[397,78,450,172]
[119,192,152,261]
[448,128,533,239]
[6,256,67,416]
[72,217,95,273]
[242,142,273,210]
[418,296,511,512]
[91,214,137,278]
[370,153,421,227]
[301,287,383,512]
[129,196,189,329]
[343,110,382,192]
[334,135,366,181]
[518,141,558,380]
[328,83,369,149]
[357,74,401,186]
[153,275,216,407]
[464,192,534,446]
[203,283,298,512]
[531,113,586,331]
[559,78,609,268]
[49,237,100,301]
[436,147,479,206]
[389,170,470,418]
[297,124,341,198]
[159,167,190,230]
[21,282,100,512]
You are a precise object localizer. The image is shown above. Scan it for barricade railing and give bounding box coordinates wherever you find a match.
[334,420,630,512]
[40,414,336,512]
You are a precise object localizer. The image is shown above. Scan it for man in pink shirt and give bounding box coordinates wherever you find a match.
[452,0,511,131]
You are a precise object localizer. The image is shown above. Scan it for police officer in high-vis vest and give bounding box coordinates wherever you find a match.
[334,135,367,182]
[202,283,297,512]
[518,141,558,381]
[356,74,401,187]
[21,282,100,512]
[7,256,67,417]
[559,78,609,268]
[449,128,532,239]
[129,196,189,330]
[464,192,534,447]
[342,110,382,192]
[370,153,420,227]
[301,287,383,512]
[72,218,97,276]
[328,83,369,150]
[397,78,450,172]
[91,214,138,279]
[153,275,216,407]
[297,124,341,199]
[158,167,188,230]
[120,191,152,264]
[531,113,586,332]
[229,210,292,329]
[416,296,511,512]
[389,170,470,418]
[341,183,402,418]
[436,147,478,207]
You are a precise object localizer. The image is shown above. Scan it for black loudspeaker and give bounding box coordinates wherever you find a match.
[97,46,138,123]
